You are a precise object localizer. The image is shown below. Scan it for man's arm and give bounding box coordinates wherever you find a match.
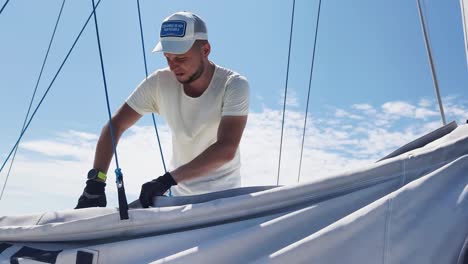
[93,103,142,174]
[170,115,248,183]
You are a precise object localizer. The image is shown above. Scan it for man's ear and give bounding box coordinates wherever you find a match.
[202,42,211,57]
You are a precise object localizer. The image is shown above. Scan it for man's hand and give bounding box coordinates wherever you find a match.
[139,172,177,208]
[75,180,107,209]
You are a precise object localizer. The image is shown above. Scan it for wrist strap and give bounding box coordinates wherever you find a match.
[97,171,107,182]
[161,172,177,186]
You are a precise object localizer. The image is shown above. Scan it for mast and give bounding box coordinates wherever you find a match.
[416,0,447,125]
[461,0,468,67]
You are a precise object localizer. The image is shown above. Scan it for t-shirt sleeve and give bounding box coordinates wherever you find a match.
[126,73,159,115]
[222,75,250,116]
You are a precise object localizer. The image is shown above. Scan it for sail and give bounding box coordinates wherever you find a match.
[462,0,468,65]
[1,124,467,263]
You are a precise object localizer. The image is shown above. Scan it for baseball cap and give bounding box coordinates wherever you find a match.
[152,11,208,54]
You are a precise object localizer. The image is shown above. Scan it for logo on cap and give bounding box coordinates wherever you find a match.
[160,21,186,38]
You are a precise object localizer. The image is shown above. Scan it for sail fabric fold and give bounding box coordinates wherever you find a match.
[0,124,467,264]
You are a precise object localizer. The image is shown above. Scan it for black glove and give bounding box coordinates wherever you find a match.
[75,180,107,209]
[139,172,177,208]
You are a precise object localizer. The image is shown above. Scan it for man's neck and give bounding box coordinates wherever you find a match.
[183,61,215,98]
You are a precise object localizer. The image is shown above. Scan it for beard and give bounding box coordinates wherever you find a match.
[178,60,205,84]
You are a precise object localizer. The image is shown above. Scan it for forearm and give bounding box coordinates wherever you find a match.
[170,141,237,183]
[93,122,124,174]
[91,104,142,174]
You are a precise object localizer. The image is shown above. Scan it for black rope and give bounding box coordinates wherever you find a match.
[136,0,168,174]
[298,0,322,183]
[0,0,103,181]
[277,0,296,186]
[0,0,10,16]
[0,0,67,200]
[90,0,128,220]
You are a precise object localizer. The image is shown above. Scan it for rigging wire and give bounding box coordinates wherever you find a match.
[416,0,446,125]
[0,0,67,200]
[421,0,446,125]
[0,0,103,180]
[0,0,10,16]
[136,0,171,196]
[277,0,296,186]
[136,0,167,173]
[90,0,128,220]
[422,0,430,36]
[297,0,322,183]
[90,0,121,173]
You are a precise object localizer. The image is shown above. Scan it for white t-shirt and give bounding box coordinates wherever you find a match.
[126,64,249,196]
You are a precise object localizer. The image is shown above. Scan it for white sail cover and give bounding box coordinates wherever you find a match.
[0,124,467,264]
[462,0,468,65]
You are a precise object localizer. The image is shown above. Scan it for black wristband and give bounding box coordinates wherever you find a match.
[160,172,177,187]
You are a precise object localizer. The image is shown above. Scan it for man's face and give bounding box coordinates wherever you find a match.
[164,42,208,84]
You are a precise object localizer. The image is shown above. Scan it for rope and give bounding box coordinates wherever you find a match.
[136,0,171,196]
[0,0,66,200]
[136,0,167,173]
[298,0,322,183]
[0,0,103,179]
[90,0,120,171]
[277,0,296,186]
[90,0,128,219]
[0,0,10,16]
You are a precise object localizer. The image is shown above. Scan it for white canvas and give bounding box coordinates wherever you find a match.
[0,125,467,263]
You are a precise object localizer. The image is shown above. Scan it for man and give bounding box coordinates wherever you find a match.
[75,11,249,209]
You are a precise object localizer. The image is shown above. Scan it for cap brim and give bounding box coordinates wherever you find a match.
[152,39,196,54]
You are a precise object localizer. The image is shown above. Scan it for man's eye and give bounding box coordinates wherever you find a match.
[175,57,186,62]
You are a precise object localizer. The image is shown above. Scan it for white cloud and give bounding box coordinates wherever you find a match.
[335,109,362,120]
[352,104,373,111]
[352,103,375,114]
[354,128,417,157]
[286,96,299,108]
[58,130,98,141]
[18,130,97,160]
[438,95,468,124]
[382,101,415,117]
[381,100,440,120]
[444,103,468,123]
[418,98,432,108]
[278,89,299,108]
[414,107,439,119]
[20,140,93,160]
[420,121,443,132]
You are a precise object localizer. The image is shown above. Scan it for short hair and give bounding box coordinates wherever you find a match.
[194,39,209,47]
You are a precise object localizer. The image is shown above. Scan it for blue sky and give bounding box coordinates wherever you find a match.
[0,0,467,215]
